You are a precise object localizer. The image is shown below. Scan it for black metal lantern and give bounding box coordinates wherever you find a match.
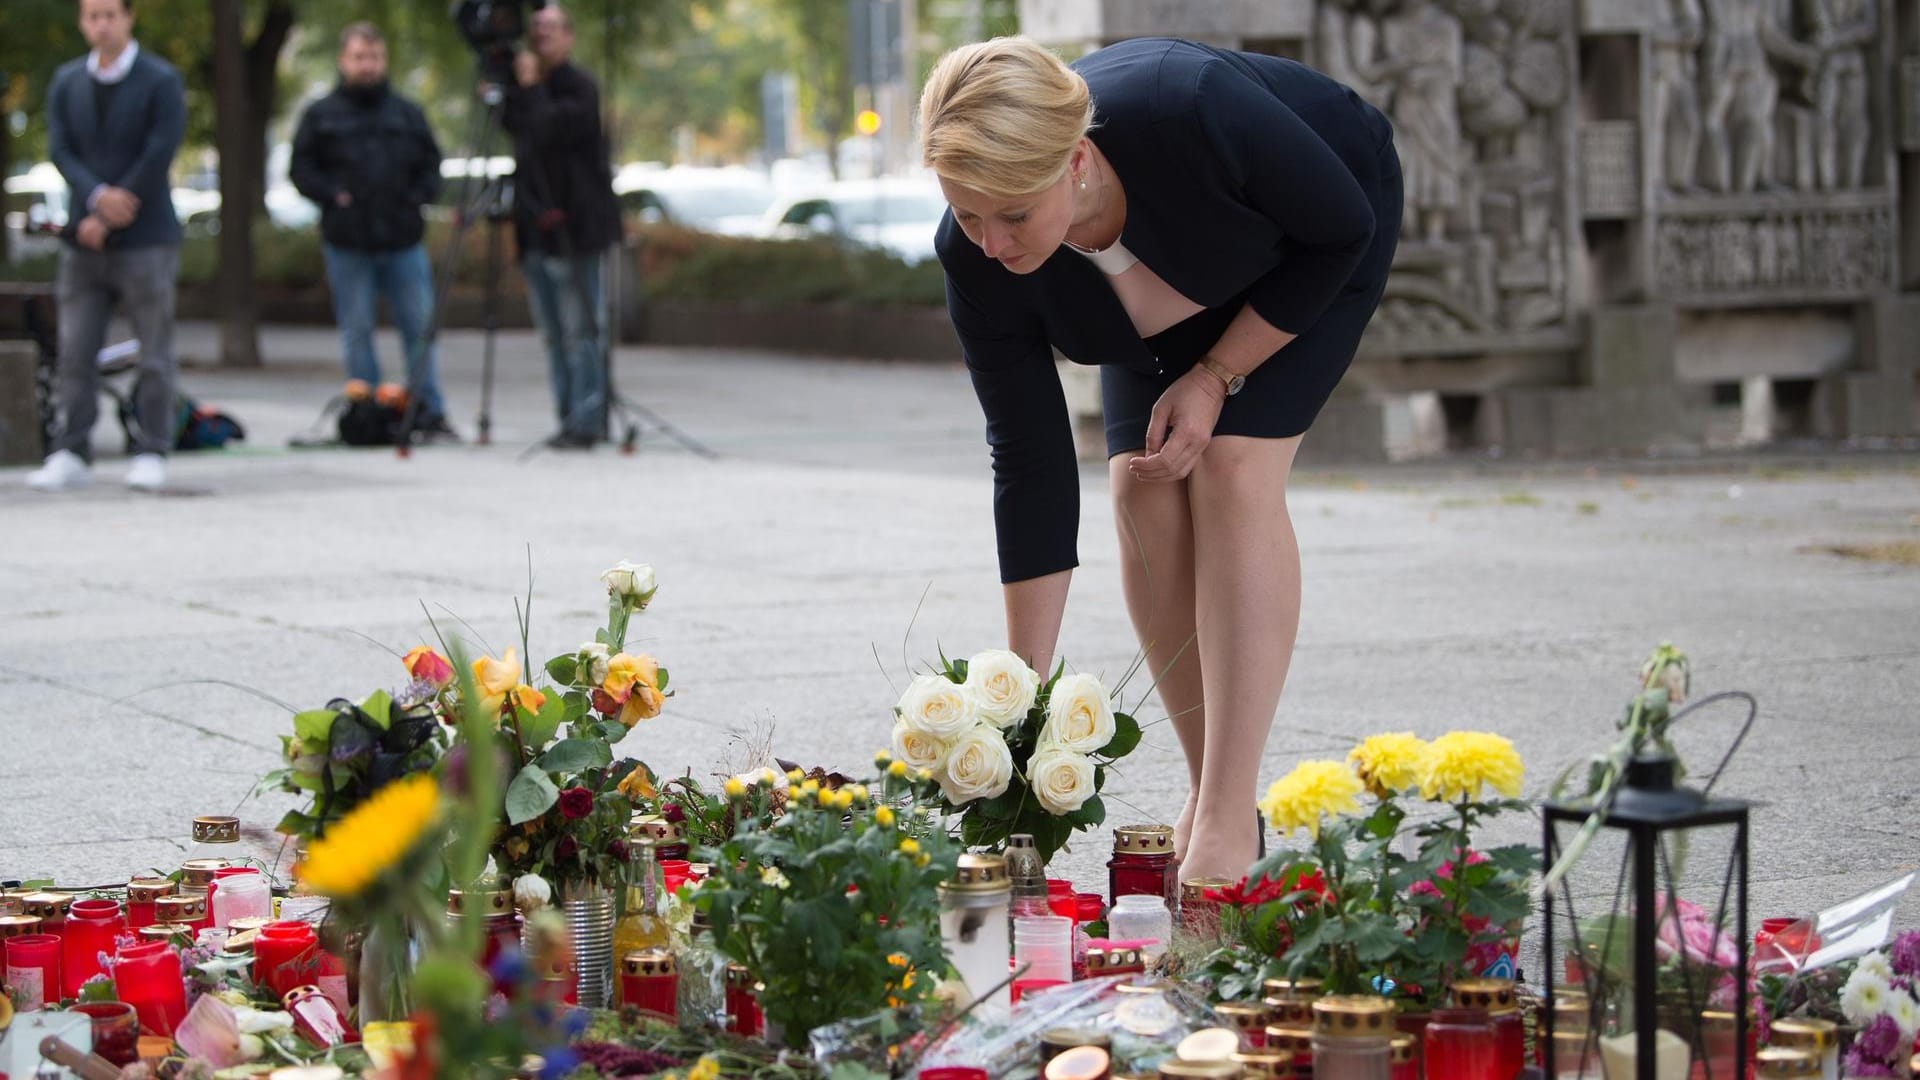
[1543,751,1750,1080]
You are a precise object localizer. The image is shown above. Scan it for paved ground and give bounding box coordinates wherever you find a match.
[3,322,1916,955]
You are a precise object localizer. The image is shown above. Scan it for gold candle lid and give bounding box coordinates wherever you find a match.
[1767,1018,1838,1051]
[127,878,178,904]
[622,948,676,977]
[941,853,1011,894]
[1312,995,1397,1039]
[1264,1026,1314,1054]
[447,886,516,917]
[1087,946,1143,975]
[1755,1048,1821,1079]
[0,893,20,917]
[1175,1027,1243,1063]
[1042,1027,1113,1052]
[141,923,195,942]
[1182,877,1235,904]
[0,914,43,938]
[1217,1001,1274,1029]
[1268,998,1316,1026]
[22,892,73,919]
[193,816,242,844]
[723,962,762,991]
[156,893,208,921]
[1263,977,1324,998]
[1391,1034,1417,1064]
[628,814,682,845]
[181,859,232,886]
[1450,977,1519,1015]
[228,916,272,934]
[1232,1051,1295,1079]
[1159,1062,1244,1079]
[1114,824,1176,854]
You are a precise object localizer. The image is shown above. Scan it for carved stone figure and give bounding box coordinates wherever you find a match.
[1651,0,1706,190]
[1701,0,1789,191]
[1374,0,1468,241]
[1800,0,1876,188]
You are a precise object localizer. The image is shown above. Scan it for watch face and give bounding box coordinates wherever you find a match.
[1228,375,1246,395]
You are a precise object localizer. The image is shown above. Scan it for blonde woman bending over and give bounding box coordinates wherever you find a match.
[921,36,1403,880]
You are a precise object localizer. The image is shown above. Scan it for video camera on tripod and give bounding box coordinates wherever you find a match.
[450,0,546,86]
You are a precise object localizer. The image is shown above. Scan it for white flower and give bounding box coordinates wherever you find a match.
[1842,966,1893,1025]
[1857,952,1895,983]
[1890,990,1920,1042]
[1041,673,1116,754]
[576,642,611,685]
[938,724,1015,805]
[896,674,976,739]
[601,561,657,605]
[513,874,553,914]
[963,650,1041,729]
[733,767,780,789]
[1027,744,1097,816]
[891,721,952,774]
[760,866,791,890]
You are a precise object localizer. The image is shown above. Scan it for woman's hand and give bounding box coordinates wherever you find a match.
[1128,367,1226,482]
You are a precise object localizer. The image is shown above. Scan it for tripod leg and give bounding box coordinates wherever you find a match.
[477,217,503,446]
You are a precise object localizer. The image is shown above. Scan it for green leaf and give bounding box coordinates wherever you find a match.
[275,810,317,837]
[546,655,580,686]
[1347,912,1410,964]
[1065,793,1106,828]
[519,695,568,751]
[1099,712,1142,759]
[360,689,393,731]
[293,708,337,744]
[536,737,613,773]
[505,764,560,825]
[599,720,628,743]
[655,666,669,692]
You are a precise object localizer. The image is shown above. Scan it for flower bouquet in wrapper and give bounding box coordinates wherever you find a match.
[889,650,1143,866]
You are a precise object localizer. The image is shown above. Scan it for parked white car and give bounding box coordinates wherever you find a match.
[763,176,948,264]
[613,165,775,237]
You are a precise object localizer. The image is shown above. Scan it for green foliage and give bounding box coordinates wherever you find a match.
[268,692,450,845]
[696,781,957,1049]
[640,225,946,308]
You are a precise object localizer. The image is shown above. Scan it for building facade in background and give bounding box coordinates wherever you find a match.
[1021,0,1918,456]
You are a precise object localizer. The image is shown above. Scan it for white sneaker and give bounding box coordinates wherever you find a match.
[26,449,92,492]
[126,454,167,492]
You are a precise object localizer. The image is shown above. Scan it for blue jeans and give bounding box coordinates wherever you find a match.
[521,251,607,439]
[321,242,446,420]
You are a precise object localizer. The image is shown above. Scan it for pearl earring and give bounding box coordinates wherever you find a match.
[1079,175,1087,191]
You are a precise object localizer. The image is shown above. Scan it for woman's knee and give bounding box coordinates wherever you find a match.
[1190,435,1301,501]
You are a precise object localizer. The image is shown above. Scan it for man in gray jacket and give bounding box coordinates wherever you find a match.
[28,0,187,492]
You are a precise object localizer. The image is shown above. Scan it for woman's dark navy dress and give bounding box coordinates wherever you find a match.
[937,37,1403,585]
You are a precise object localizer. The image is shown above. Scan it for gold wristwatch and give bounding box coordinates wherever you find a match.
[1199,357,1246,396]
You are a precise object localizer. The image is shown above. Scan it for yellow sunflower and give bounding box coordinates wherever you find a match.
[297,774,442,899]
[1260,760,1365,838]
[1420,731,1525,803]
[1347,732,1430,798]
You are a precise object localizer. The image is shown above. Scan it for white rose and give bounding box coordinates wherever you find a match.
[1041,673,1116,754]
[601,561,658,604]
[964,650,1041,729]
[513,874,553,914]
[938,724,1015,805]
[896,673,976,739]
[576,642,611,685]
[1027,744,1096,816]
[891,721,952,774]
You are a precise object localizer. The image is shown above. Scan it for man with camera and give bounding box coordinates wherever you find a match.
[497,5,621,450]
[290,23,457,441]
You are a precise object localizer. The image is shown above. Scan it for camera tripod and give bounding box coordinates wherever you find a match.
[393,78,714,462]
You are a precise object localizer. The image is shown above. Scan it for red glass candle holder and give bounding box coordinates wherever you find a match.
[4,932,61,1010]
[154,893,208,935]
[1012,978,1066,1003]
[125,879,176,931]
[1108,825,1178,908]
[660,860,693,894]
[1425,1008,1498,1080]
[724,964,763,1037]
[63,898,125,998]
[1390,1035,1418,1080]
[620,948,679,1018]
[113,941,188,1036]
[254,920,320,999]
[284,984,359,1047]
[1074,893,1104,924]
[73,1001,140,1066]
[920,1070,991,1080]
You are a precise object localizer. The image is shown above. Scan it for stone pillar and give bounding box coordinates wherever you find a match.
[0,341,44,466]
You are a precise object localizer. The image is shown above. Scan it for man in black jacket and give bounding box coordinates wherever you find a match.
[290,23,455,438]
[499,5,621,448]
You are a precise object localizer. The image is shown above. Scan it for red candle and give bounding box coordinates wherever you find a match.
[72,1001,140,1066]
[4,932,61,1010]
[619,948,678,1018]
[154,893,208,936]
[126,879,176,931]
[1391,1035,1419,1080]
[62,898,124,998]
[724,963,763,1036]
[283,984,359,1047]
[1425,1008,1498,1080]
[254,921,320,999]
[919,1070,990,1080]
[1108,825,1178,908]
[113,941,188,1036]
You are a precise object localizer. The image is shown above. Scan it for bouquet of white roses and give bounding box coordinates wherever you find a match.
[889,649,1142,865]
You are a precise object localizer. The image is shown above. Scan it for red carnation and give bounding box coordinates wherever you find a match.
[558,787,595,820]
[556,835,579,860]
[662,803,686,825]
[609,839,631,862]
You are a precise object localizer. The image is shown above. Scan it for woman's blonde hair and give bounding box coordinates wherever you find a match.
[919,36,1094,199]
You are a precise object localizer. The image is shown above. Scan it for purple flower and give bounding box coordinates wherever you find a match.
[1854,1013,1902,1060]
[1889,930,1920,978]
[1844,1047,1896,1078]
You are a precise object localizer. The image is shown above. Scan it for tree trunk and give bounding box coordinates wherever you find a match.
[212,0,261,368]
[242,0,297,214]
[0,110,12,265]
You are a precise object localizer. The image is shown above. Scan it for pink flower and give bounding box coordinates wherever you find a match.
[402,646,455,688]
[1653,895,1739,970]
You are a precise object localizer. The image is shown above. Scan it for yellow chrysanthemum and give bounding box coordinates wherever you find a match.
[899,838,921,856]
[1259,760,1365,839]
[297,774,441,898]
[887,761,909,779]
[874,750,892,766]
[1420,731,1525,803]
[723,777,748,800]
[874,806,897,828]
[687,1057,721,1080]
[1347,732,1430,798]
[801,779,821,796]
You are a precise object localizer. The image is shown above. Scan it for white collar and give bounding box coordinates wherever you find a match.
[87,41,140,85]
